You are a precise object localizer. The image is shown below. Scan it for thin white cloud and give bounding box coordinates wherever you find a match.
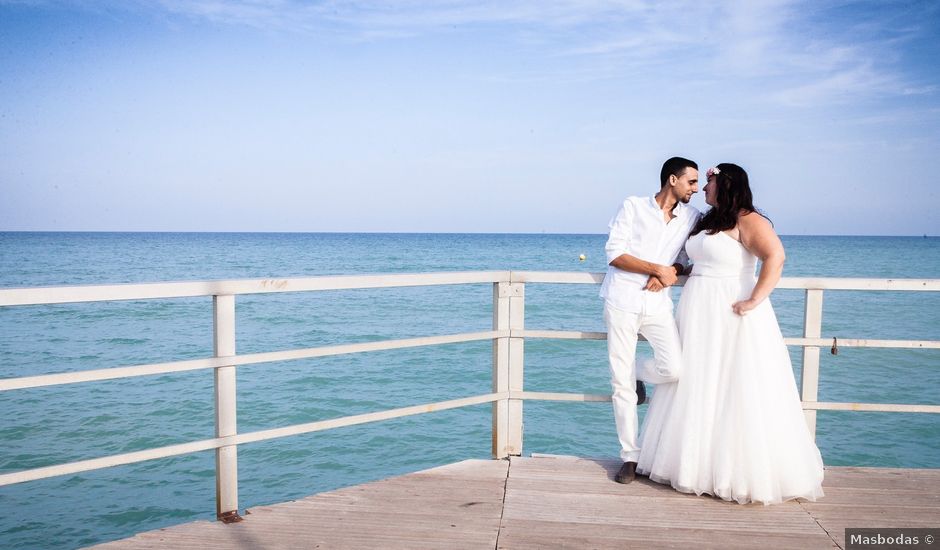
[154,0,315,32]
[152,0,654,33]
[772,64,896,106]
[11,0,938,108]
[901,85,939,96]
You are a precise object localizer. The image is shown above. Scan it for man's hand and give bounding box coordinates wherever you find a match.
[654,264,679,287]
[644,276,665,292]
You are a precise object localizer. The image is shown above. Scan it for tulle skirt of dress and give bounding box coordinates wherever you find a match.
[636,274,825,505]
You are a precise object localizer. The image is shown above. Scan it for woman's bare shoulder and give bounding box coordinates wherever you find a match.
[737,211,779,251]
[737,210,773,232]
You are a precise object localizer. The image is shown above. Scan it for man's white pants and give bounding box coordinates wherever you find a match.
[605,303,682,462]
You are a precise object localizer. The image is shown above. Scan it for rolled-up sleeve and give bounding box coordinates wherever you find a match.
[605,201,634,265]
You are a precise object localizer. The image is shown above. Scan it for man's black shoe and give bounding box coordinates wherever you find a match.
[615,461,637,484]
[636,380,647,405]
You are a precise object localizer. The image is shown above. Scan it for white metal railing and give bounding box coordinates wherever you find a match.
[0,271,937,522]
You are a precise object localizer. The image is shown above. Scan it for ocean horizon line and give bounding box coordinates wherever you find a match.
[0,230,936,238]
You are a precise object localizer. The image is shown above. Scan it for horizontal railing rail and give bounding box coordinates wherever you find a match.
[0,392,506,487]
[0,271,937,521]
[0,331,503,391]
[0,271,512,306]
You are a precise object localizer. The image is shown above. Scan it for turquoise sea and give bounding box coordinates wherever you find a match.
[1,232,938,549]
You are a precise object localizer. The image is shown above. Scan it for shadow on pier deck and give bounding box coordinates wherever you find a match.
[91,455,940,549]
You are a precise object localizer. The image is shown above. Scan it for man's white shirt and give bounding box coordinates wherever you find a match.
[599,196,702,314]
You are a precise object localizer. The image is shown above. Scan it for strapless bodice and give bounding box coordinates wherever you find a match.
[686,231,757,278]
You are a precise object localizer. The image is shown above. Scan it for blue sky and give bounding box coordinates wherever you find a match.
[1,1,938,235]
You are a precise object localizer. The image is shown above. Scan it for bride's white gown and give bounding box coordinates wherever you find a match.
[636,230,825,504]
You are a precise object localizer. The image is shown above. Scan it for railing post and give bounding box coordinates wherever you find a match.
[493,280,524,458]
[213,294,241,523]
[508,280,524,456]
[800,289,823,439]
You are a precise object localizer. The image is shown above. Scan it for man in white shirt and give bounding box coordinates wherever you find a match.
[600,156,702,484]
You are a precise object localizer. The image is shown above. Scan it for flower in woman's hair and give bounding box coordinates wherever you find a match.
[706,167,721,178]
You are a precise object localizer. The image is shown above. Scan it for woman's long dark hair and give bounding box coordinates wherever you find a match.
[691,162,769,236]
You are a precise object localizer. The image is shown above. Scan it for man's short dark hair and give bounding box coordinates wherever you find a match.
[660,157,698,188]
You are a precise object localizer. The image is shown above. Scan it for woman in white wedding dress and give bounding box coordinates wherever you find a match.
[636,163,824,505]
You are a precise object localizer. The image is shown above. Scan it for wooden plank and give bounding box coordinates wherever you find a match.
[5,271,935,309]
[507,282,525,456]
[213,295,238,518]
[823,466,940,485]
[493,282,511,458]
[500,456,835,549]
[91,457,940,550]
[775,278,940,291]
[91,459,508,550]
[783,337,940,349]
[0,271,511,306]
[512,391,612,402]
[804,501,940,550]
[514,330,940,350]
[509,272,940,292]
[510,271,606,284]
[497,519,838,549]
[809,486,940,507]
[517,329,609,340]
[801,289,822,439]
[807,402,940,413]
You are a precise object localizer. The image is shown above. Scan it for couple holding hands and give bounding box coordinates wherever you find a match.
[600,157,824,505]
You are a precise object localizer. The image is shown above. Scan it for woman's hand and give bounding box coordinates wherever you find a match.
[655,264,679,287]
[732,298,760,316]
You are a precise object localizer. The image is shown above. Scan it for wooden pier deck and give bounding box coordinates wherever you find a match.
[91,455,940,549]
